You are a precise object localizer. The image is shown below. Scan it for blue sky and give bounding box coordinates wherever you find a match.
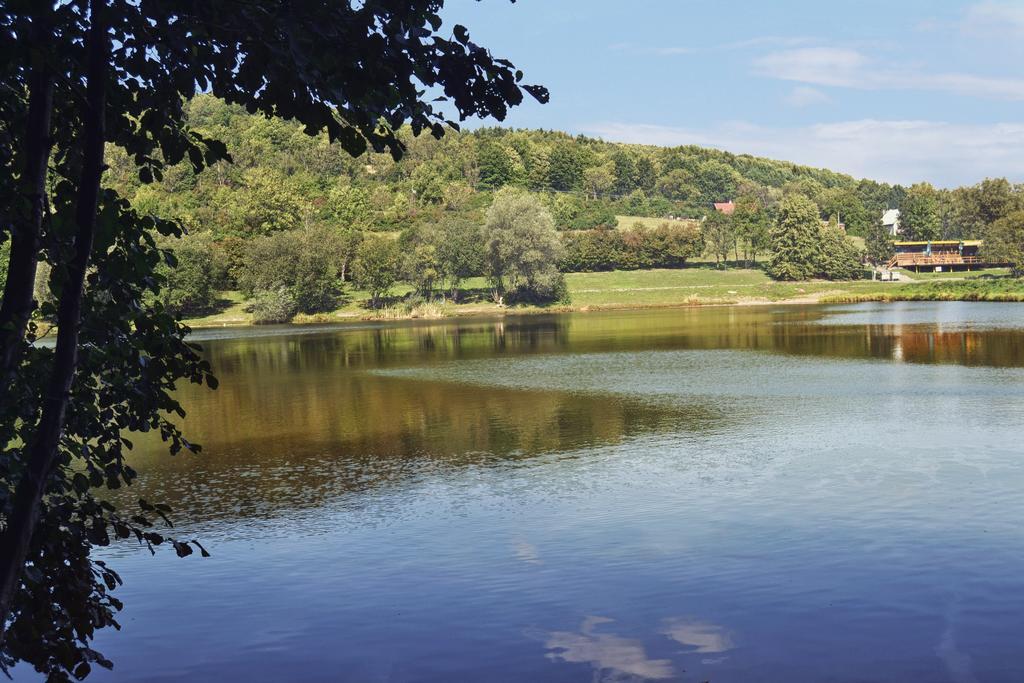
[444,0,1024,187]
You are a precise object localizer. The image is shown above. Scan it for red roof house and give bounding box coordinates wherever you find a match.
[713,201,735,215]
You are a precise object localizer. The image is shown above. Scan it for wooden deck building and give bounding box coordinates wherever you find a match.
[887,240,997,272]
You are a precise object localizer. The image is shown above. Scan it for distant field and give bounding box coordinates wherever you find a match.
[615,215,700,231]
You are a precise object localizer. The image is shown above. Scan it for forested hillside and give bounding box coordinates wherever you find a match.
[96,94,1024,321]
[109,95,906,236]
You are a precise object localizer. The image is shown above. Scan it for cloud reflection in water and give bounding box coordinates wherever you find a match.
[545,616,675,681]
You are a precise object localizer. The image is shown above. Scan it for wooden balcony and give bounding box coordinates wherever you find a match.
[888,254,982,268]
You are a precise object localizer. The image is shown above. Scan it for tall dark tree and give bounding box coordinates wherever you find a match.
[768,195,822,280]
[0,1,545,678]
[611,149,637,195]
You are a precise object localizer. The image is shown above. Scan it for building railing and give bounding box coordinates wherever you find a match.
[887,254,983,269]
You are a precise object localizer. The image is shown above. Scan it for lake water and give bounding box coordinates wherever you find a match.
[26,302,1024,682]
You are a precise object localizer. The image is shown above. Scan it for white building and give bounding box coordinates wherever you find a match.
[881,209,901,237]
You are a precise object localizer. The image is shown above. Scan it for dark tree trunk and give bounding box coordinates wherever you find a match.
[0,9,55,397]
[0,0,108,638]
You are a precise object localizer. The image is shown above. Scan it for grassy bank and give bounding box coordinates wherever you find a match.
[822,277,1024,303]
[183,267,1024,328]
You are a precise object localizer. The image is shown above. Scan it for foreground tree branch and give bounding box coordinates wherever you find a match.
[0,6,55,395]
[0,0,109,637]
[0,1,543,676]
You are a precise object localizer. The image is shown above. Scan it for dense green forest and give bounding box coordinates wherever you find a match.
[109,95,907,234]
[99,94,1024,320]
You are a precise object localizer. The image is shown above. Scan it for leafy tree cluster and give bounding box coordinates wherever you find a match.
[400,217,486,299]
[353,236,402,309]
[108,96,914,246]
[559,222,704,272]
[985,211,1024,276]
[768,195,863,281]
[234,226,352,321]
[941,178,1024,241]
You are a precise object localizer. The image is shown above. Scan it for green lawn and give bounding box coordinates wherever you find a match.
[567,267,771,306]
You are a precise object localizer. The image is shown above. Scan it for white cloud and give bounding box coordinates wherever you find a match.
[753,47,1024,100]
[963,2,1024,38]
[784,86,833,107]
[579,119,1024,187]
[755,47,868,87]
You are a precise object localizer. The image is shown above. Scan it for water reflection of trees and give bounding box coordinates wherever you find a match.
[196,308,1024,371]
[111,307,1024,526]
[112,337,722,525]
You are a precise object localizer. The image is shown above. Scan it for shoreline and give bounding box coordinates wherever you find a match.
[181,268,1024,330]
[182,288,1022,330]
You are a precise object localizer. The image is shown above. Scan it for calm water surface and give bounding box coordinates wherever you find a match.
[30,303,1024,681]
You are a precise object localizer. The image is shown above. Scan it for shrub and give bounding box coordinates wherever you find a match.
[548,193,617,230]
[558,221,703,273]
[649,221,704,267]
[817,223,863,280]
[509,270,569,304]
[559,228,623,272]
[248,287,299,324]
